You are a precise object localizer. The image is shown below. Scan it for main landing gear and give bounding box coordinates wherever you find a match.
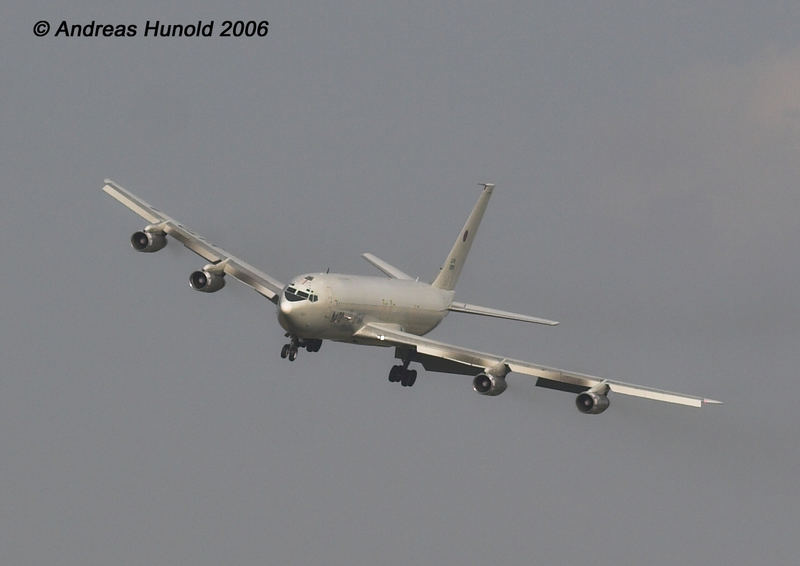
[389,365,417,387]
[280,335,322,362]
[388,353,417,387]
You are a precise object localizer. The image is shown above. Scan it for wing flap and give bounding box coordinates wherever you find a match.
[102,179,285,302]
[357,322,720,408]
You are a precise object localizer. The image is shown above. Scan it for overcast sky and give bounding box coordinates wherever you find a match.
[2,2,799,564]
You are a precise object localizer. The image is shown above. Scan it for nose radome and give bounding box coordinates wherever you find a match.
[280,297,292,315]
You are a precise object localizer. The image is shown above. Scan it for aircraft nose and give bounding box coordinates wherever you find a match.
[280,297,293,315]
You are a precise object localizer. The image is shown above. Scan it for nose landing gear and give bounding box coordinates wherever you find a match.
[280,335,322,361]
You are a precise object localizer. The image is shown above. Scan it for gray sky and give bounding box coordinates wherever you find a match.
[2,1,799,564]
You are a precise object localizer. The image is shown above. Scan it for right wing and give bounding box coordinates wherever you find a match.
[103,179,285,303]
[355,322,721,408]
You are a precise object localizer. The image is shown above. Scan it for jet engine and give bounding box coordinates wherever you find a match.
[575,391,610,414]
[189,269,226,293]
[473,373,508,396]
[130,230,166,252]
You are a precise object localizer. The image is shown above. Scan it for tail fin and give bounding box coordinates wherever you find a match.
[431,183,494,290]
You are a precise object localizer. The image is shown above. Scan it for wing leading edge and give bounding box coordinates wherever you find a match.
[355,322,721,408]
[102,179,285,302]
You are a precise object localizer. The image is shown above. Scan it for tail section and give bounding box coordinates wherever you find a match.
[431,183,494,290]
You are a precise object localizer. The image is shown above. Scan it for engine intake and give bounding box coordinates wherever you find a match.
[130,230,166,252]
[473,373,508,396]
[576,391,610,414]
[189,269,225,293]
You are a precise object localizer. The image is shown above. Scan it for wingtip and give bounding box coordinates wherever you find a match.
[530,318,559,327]
[703,398,723,406]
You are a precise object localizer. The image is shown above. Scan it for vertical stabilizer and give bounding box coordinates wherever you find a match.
[431,183,494,290]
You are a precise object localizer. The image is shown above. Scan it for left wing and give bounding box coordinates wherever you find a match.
[103,179,285,302]
[361,253,414,280]
[355,322,721,409]
[448,301,559,326]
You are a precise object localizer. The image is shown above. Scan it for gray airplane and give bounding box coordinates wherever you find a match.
[103,180,721,414]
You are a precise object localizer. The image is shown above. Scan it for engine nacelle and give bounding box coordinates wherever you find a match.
[130,230,167,252]
[189,269,226,293]
[576,391,610,414]
[473,373,508,396]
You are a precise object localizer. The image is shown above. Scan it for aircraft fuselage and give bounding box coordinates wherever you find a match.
[278,273,454,344]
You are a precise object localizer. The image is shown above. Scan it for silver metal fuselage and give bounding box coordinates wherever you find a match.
[278,273,454,345]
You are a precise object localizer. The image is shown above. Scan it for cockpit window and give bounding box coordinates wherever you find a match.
[284,286,319,303]
[284,287,305,302]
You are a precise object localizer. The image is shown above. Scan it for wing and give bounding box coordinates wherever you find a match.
[102,179,285,302]
[361,253,415,280]
[448,302,559,326]
[355,322,721,408]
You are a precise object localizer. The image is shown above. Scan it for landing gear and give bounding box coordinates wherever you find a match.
[402,369,417,387]
[280,336,322,361]
[281,342,298,361]
[388,352,418,387]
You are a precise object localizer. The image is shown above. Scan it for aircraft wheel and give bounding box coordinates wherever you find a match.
[400,369,417,387]
[388,366,401,383]
[288,348,297,362]
[280,344,290,359]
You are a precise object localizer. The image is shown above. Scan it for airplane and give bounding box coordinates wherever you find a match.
[103,179,721,414]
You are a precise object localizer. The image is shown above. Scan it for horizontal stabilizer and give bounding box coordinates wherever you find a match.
[448,302,559,326]
[362,253,414,280]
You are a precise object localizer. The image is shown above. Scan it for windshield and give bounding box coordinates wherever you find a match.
[284,286,319,303]
[284,287,304,302]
